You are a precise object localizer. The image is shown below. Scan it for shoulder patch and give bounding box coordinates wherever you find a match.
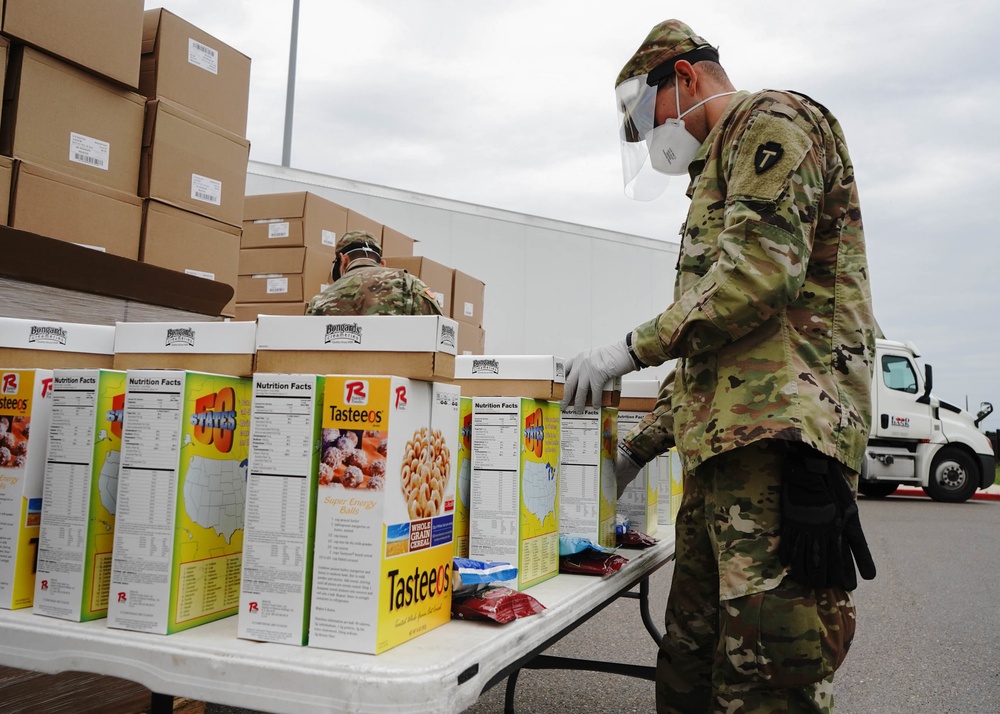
[728,112,811,201]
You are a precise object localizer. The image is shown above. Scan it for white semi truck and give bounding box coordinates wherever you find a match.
[861,338,995,502]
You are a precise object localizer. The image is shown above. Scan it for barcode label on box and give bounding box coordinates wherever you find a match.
[188,38,219,74]
[269,222,291,239]
[433,292,445,308]
[464,302,474,317]
[321,230,336,247]
[184,269,216,281]
[191,174,222,205]
[69,133,110,171]
[266,278,289,294]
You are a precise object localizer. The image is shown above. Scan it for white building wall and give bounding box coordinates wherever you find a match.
[246,161,678,380]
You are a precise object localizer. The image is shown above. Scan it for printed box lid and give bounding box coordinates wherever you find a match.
[454,355,566,383]
[0,317,115,354]
[113,321,256,354]
[255,315,458,356]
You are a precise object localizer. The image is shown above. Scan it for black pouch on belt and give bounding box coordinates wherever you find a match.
[778,447,877,590]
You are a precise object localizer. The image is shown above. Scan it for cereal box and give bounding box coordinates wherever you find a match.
[0,369,53,609]
[658,447,684,525]
[559,405,617,548]
[107,370,250,634]
[308,375,453,654]
[616,380,661,536]
[238,374,323,646]
[469,397,560,590]
[453,396,473,557]
[34,369,127,621]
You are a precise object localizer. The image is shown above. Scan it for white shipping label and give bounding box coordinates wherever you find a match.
[268,222,290,239]
[69,132,110,171]
[191,174,222,206]
[266,278,289,294]
[321,230,336,247]
[463,302,474,318]
[188,38,219,74]
[184,268,216,281]
[433,292,445,308]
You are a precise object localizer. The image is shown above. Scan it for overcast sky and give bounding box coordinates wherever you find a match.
[148,0,1000,423]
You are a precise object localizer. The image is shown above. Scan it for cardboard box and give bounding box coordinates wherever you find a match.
[112,321,256,378]
[0,317,115,370]
[1,0,144,88]
[242,192,347,252]
[469,397,560,590]
[33,369,127,621]
[308,375,453,654]
[454,355,565,401]
[0,155,14,226]
[559,404,617,548]
[254,315,458,381]
[140,8,252,137]
[0,37,9,139]
[0,368,53,609]
[140,99,250,228]
[10,162,142,260]
[451,270,484,328]
[1,47,145,194]
[345,210,382,241]
[453,397,472,557]
[238,374,323,646]
[237,275,305,304]
[380,226,415,257]
[141,201,241,317]
[457,325,485,356]
[616,379,660,535]
[384,256,452,314]
[107,370,251,634]
[234,302,307,322]
[237,246,333,307]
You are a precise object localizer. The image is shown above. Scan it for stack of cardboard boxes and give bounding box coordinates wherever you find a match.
[0,2,250,317]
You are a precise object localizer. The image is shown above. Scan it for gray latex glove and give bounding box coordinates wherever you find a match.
[616,442,645,499]
[562,339,638,413]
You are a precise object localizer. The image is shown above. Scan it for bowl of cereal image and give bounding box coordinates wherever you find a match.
[400,427,451,519]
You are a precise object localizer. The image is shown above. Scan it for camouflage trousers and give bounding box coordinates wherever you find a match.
[656,440,857,714]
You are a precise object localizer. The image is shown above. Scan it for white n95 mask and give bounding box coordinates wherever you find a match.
[646,81,735,176]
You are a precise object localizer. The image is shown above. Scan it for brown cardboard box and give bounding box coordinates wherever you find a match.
[140,201,241,317]
[346,209,383,240]
[237,245,333,303]
[140,99,250,228]
[1,47,145,194]
[11,162,141,259]
[242,191,347,252]
[139,8,252,137]
[384,256,453,314]
[234,302,307,321]
[1,0,144,88]
[452,270,485,327]
[0,36,8,124]
[0,155,13,225]
[381,226,415,257]
[236,274,304,303]
[457,324,485,355]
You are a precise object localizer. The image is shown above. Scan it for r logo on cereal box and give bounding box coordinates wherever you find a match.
[345,380,368,405]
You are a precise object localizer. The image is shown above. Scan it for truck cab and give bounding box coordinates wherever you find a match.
[861,339,995,502]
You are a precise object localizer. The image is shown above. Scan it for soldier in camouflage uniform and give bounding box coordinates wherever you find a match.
[562,20,877,714]
[306,230,442,316]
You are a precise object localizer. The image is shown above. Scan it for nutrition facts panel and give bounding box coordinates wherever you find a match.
[43,381,97,533]
[471,402,520,471]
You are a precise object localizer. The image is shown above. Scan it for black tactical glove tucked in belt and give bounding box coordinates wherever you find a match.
[778,448,877,590]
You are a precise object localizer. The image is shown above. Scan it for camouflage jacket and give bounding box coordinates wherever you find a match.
[305,264,443,316]
[624,90,876,472]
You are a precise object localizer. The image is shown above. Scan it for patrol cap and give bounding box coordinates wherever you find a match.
[615,20,718,89]
[335,230,382,257]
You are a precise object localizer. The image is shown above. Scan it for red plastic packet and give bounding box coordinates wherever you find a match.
[617,530,659,548]
[559,552,629,575]
[451,585,545,624]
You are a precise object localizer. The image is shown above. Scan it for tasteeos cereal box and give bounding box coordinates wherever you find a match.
[34,369,127,621]
[238,374,323,646]
[107,370,250,634]
[0,369,53,610]
[309,375,453,655]
[559,405,617,548]
[469,397,560,590]
[453,396,473,557]
[616,380,661,536]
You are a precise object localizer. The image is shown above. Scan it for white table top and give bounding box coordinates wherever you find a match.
[0,531,674,714]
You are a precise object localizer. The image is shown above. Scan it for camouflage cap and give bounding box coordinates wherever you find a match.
[615,20,718,88]
[335,230,382,256]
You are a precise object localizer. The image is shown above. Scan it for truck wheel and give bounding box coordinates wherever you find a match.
[859,481,898,498]
[924,448,979,503]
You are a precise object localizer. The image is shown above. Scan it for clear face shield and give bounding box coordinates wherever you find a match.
[616,75,670,201]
